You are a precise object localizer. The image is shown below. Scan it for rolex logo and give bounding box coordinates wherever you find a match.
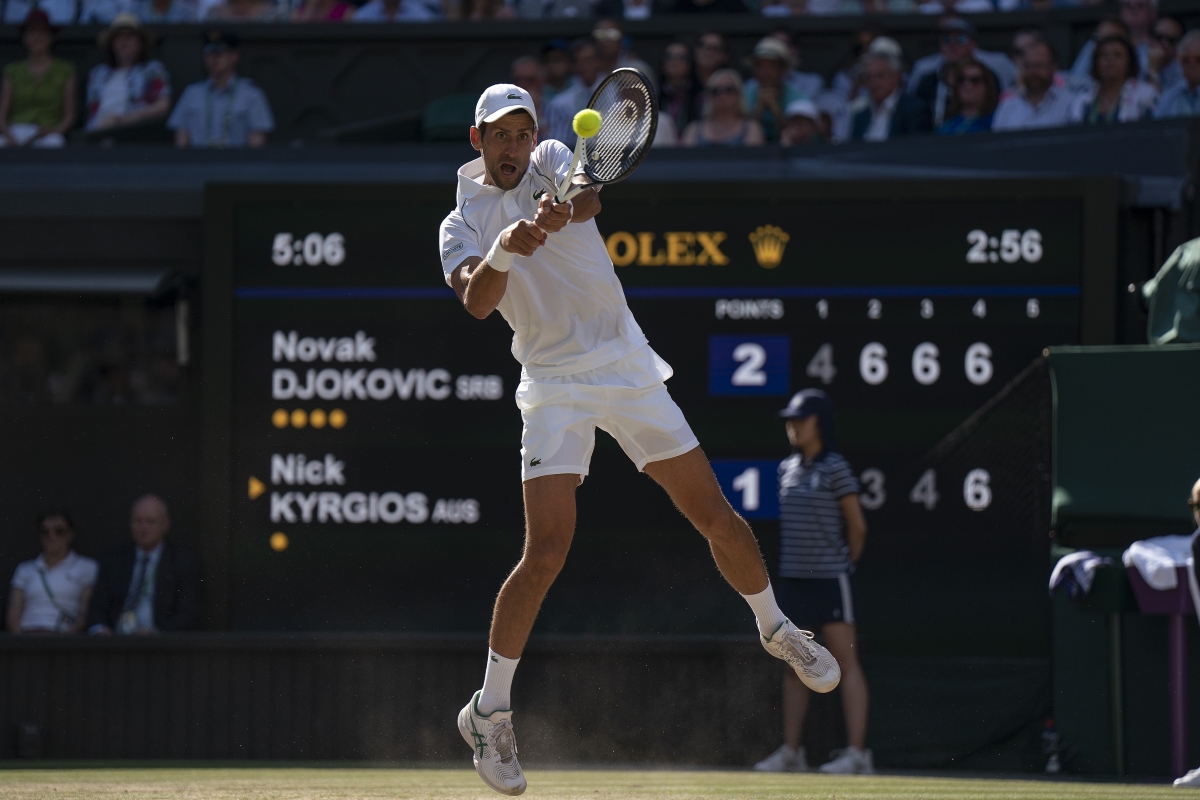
[749,225,790,269]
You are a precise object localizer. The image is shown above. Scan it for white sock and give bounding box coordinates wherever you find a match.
[742,582,787,638]
[477,649,520,716]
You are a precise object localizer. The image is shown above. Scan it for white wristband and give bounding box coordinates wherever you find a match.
[486,235,514,273]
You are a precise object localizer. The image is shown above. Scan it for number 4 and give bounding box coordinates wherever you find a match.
[806,343,836,385]
[909,469,939,510]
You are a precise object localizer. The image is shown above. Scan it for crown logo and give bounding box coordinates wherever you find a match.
[749,225,790,269]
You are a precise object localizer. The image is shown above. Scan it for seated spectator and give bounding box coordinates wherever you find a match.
[937,56,997,134]
[353,0,438,21]
[85,14,171,133]
[1069,17,1135,91]
[541,41,572,104]
[993,40,1076,131]
[6,512,97,634]
[744,37,803,144]
[510,55,546,121]
[592,19,655,86]
[659,41,701,137]
[293,0,355,19]
[204,0,283,21]
[3,0,77,25]
[135,0,200,22]
[909,16,1016,97]
[87,494,201,635]
[814,89,850,143]
[168,30,273,148]
[780,98,823,145]
[831,29,887,102]
[1147,16,1184,91]
[917,0,995,14]
[694,32,728,87]
[682,68,764,147]
[758,0,804,17]
[545,38,604,146]
[594,0,669,20]
[1071,35,1158,124]
[765,29,825,100]
[0,11,76,149]
[851,50,918,142]
[1154,30,1200,118]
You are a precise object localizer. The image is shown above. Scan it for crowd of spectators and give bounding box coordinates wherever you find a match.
[0,12,273,147]
[0,0,1197,147]
[501,5,1200,148]
[5,495,202,635]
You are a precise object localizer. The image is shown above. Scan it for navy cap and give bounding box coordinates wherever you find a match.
[202,29,240,54]
[779,389,830,420]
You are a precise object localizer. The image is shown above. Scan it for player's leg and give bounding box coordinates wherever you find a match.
[458,473,578,797]
[754,669,811,772]
[489,473,579,663]
[642,446,769,595]
[818,612,872,774]
[640,447,840,693]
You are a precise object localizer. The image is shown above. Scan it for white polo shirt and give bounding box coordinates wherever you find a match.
[438,140,647,379]
[10,551,98,632]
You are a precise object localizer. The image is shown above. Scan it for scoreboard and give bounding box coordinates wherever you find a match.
[202,178,1116,648]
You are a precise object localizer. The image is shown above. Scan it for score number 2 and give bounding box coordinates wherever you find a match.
[966,229,1042,264]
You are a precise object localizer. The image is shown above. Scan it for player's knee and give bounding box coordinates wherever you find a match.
[522,541,570,585]
[693,498,739,542]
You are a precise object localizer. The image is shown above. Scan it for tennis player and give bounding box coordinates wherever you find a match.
[438,83,841,796]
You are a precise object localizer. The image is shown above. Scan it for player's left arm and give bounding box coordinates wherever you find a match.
[840,494,868,563]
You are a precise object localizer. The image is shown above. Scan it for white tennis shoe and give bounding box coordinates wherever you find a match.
[761,620,841,693]
[753,744,809,772]
[458,691,527,796]
[819,746,875,774]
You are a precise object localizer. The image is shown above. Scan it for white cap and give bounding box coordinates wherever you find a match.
[475,84,538,128]
[785,99,820,122]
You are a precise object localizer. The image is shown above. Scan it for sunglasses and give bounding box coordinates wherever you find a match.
[593,29,622,41]
[40,524,70,537]
[1156,33,1182,45]
[960,73,985,85]
[1181,55,1200,65]
[940,34,969,45]
[708,85,738,95]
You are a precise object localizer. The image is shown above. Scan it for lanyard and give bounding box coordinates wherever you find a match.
[204,79,239,147]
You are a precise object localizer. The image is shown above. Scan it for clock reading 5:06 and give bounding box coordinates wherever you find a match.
[966,229,1042,264]
[272,233,346,267]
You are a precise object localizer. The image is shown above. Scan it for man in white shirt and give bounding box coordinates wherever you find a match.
[993,41,1077,132]
[1155,30,1200,119]
[439,84,841,796]
[6,512,98,634]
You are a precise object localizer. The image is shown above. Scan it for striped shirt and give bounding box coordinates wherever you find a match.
[992,85,1077,132]
[778,452,859,579]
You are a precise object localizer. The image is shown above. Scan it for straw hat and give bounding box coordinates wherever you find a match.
[97,13,155,50]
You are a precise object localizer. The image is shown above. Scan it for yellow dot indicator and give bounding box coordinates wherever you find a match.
[329,408,347,429]
[272,409,289,428]
[269,532,289,552]
[290,408,308,428]
[310,408,327,429]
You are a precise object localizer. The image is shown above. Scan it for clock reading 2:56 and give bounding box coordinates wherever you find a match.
[272,232,346,266]
[966,229,1042,264]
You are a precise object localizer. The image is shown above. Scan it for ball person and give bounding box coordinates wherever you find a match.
[437,84,841,796]
[754,390,872,775]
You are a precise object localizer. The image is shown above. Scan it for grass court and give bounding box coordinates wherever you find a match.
[0,767,1179,799]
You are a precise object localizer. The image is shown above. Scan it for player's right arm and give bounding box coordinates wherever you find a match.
[447,219,546,319]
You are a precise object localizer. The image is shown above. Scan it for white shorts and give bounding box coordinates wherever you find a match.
[517,346,699,482]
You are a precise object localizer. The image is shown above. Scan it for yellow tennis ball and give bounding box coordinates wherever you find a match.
[573,109,603,139]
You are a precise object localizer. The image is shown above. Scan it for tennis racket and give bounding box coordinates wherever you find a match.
[553,68,658,204]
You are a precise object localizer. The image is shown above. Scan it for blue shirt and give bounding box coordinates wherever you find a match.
[166,76,274,148]
[1154,82,1200,120]
[777,451,859,579]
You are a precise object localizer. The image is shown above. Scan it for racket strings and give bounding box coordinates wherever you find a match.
[585,72,655,183]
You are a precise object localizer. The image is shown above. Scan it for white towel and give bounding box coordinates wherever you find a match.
[1122,535,1196,590]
